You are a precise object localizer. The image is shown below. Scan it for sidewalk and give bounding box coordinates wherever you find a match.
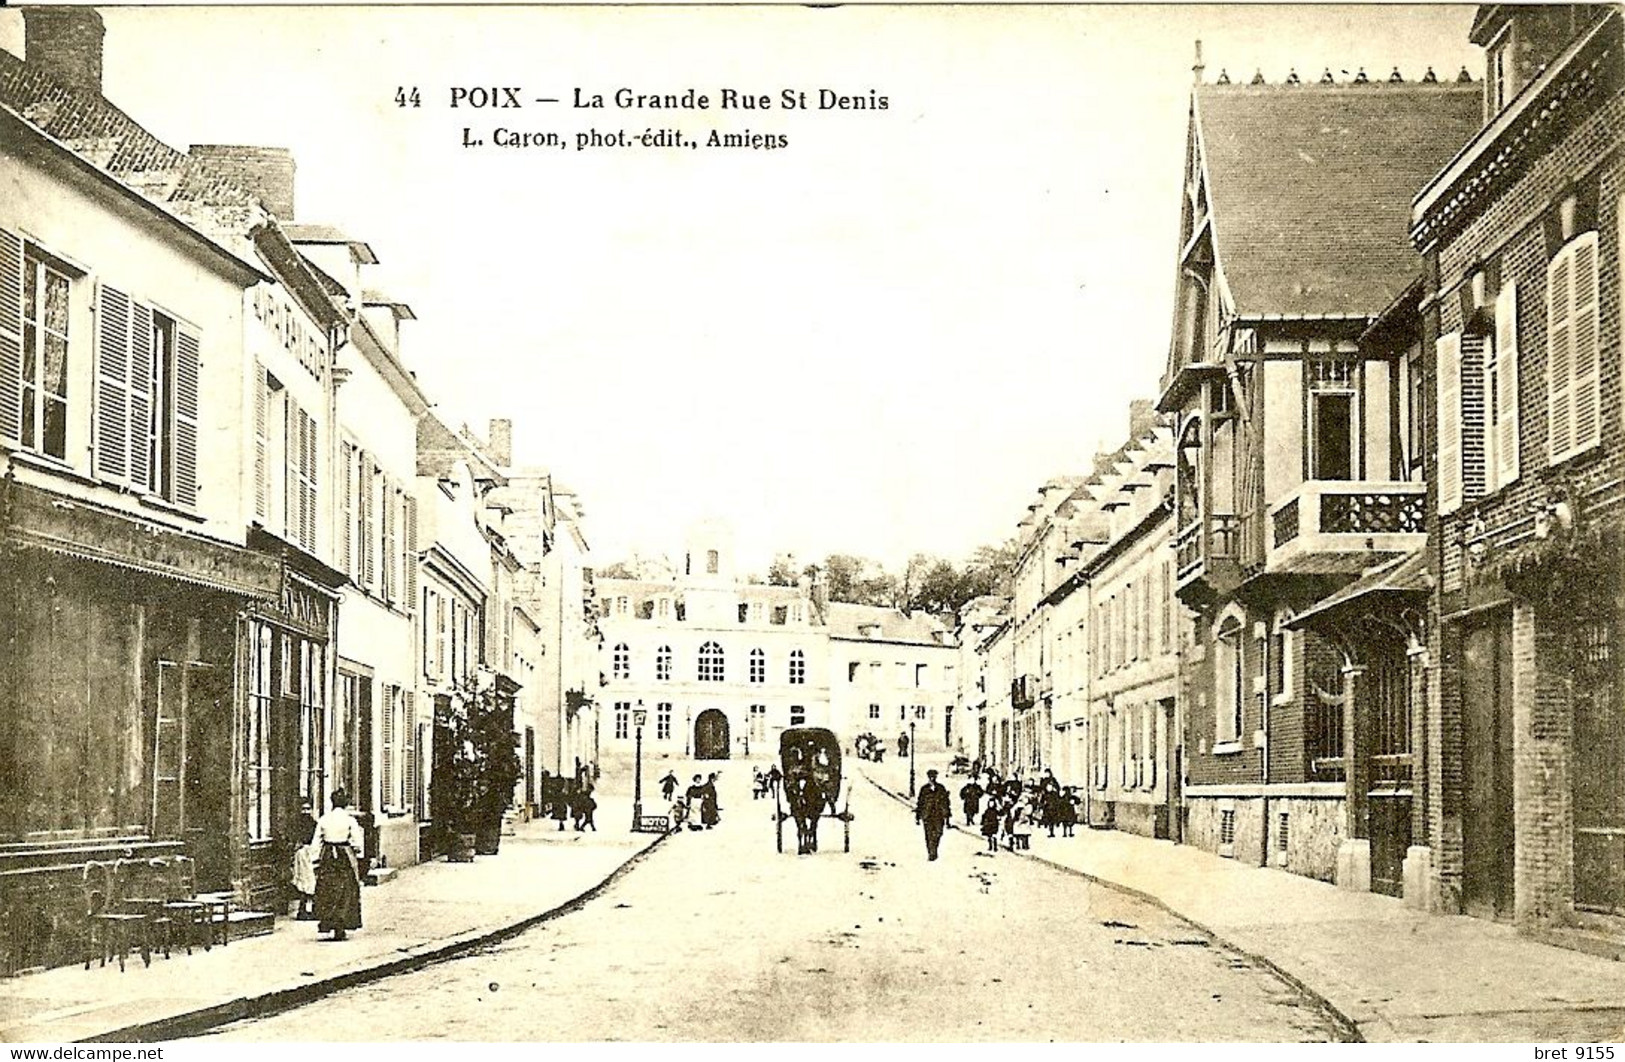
[864,753,1625,1043]
[0,794,665,1043]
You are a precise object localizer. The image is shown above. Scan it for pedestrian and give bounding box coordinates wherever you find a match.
[915,769,952,861]
[552,779,572,831]
[290,803,318,920]
[766,764,783,798]
[959,778,984,827]
[311,789,364,941]
[659,770,679,803]
[980,797,1002,854]
[685,775,706,831]
[700,772,721,828]
[752,767,766,800]
[573,786,598,831]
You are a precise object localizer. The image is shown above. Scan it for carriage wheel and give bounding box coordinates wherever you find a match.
[843,782,852,853]
[775,791,784,853]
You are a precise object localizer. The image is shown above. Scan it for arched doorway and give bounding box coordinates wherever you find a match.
[694,709,731,760]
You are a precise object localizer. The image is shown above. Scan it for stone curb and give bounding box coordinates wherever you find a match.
[859,769,1365,1044]
[83,831,670,1043]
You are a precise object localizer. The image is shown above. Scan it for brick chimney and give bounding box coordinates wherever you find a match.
[188,145,297,219]
[23,8,105,96]
[487,419,513,467]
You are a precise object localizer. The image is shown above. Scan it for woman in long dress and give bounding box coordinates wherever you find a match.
[311,789,364,941]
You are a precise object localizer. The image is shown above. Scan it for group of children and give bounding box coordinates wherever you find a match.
[961,770,1081,854]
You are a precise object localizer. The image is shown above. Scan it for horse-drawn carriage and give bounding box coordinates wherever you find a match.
[774,727,853,854]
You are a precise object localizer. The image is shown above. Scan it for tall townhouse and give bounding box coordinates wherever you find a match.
[954,596,1007,766]
[1007,477,1090,774]
[827,603,956,752]
[1159,64,1480,893]
[1408,6,1624,932]
[978,620,1015,772]
[0,8,354,966]
[596,521,828,767]
[554,488,602,773]
[414,415,510,850]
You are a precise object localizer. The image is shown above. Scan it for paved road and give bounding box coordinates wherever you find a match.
[203,771,1348,1041]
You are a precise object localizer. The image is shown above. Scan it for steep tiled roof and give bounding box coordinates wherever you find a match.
[1196,81,1482,317]
[826,602,950,646]
[0,47,266,257]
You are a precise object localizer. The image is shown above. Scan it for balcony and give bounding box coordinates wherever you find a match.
[1266,481,1426,575]
[1173,513,1241,594]
[1012,674,1039,711]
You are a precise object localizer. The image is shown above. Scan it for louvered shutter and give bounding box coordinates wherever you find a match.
[127,303,152,491]
[94,285,132,482]
[1548,247,1575,462]
[339,443,354,575]
[0,230,24,445]
[361,461,376,590]
[303,409,318,549]
[254,367,268,520]
[381,479,396,603]
[404,494,419,607]
[1460,335,1488,501]
[173,325,200,508]
[380,685,396,809]
[1492,282,1520,490]
[402,692,417,819]
[1436,333,1463,515]
[1570,233,1601,456]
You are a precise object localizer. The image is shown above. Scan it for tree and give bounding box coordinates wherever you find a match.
[431,680,522,857]
[595,560,636,580]
[766,552,800,586]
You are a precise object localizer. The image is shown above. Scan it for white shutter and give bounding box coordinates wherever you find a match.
[404,494,419,607]
[173,325,200,508]
[254,367,268,520]
[127,302,152,492]
[1570,233,1601,456]
[361,461,376,590]
[1493,281,1520,489]
[1460,335,1488,501]
[1548,245,1576,462]
[339,442,354,575]
[1436,332,1463,516]
[0,229,24,445]
[94,284,133,482]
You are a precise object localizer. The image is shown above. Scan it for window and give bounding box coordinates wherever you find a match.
[612,643,630,681]
[771,605,787,626]
[656,645,672,682]
[298,641,327,813]
[246,624,274,841]
[748,648,766,684]
[1405,342,1426,481]
[1269,615,1293,701]
[750,704,768,742]
[1220,808,1237,848]
[637,599,654,620]
[656,703,672,741]
[869,703,881,720]
[789,706,806,727]
[913,705,927,721]
[915,663,927,687]
[789,649,806,685]
[848,662,860,683]
[1215,614,1244,745]
[699,641,725,682]
[1547,230,1601,465]
[1308,358,1357,481]
[614,702,631,740]
[1485,25,1512,115]
[15,244,72,460]
[706,549,719,574]
[738,603,749,624]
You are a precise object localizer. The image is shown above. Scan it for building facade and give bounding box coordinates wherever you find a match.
[826,603,956,752]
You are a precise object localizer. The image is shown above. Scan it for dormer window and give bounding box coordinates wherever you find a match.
[1486,24,1513,116]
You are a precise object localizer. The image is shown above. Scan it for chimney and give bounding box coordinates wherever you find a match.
[188,146,297,219]
[23,8,105,96]
[1092,451,1116,478]
[1128,398,1157,439]
[488,419,513,467]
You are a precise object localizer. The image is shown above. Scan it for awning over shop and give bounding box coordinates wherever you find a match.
[4,480,281,599]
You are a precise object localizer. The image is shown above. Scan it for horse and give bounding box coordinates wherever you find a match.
[788,776,826,855]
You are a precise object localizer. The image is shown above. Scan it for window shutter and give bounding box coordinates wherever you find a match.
[0,229,24,445]
[127,302,152,491]
[1436,332,1463,515]
[1493,282,1520,489]
[94,284,133,482]
[403,494,419,607]
[254,367,269,520]
[339,442,354,575]
[382,480,396,604]
[1570,233,1601,456]
[402,692,417,819]
[1547,246,1575,462]
[1460,335,1488,501]
[173,325,200,508]
[361,461,376,590]
[380,686,396,809]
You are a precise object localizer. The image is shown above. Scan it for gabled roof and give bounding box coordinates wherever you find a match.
[1194,81,1481,318]
[283,224,379,264]
[826,603,950,646]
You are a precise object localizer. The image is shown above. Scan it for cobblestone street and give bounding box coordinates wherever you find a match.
[203,772,1346,1042]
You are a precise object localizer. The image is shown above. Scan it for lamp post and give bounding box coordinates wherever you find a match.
[908,719,917,797]
[631,702,648,831]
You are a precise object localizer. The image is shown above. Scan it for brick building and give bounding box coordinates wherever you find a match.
[1159,63,1481,885]
[1409,6,1624,933]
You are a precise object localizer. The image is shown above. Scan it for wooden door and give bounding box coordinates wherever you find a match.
[1573,611,1624,915]
[1461,616,1515,921]
[694,709,730,760]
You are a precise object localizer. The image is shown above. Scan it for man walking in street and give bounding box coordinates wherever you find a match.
[915,769,952,861]
[959,777,984,826]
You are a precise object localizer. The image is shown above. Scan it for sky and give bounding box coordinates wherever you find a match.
[0,4,1482,575]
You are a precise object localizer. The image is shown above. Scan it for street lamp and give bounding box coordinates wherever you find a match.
[631,702,648,831]
[908,719,917,797]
